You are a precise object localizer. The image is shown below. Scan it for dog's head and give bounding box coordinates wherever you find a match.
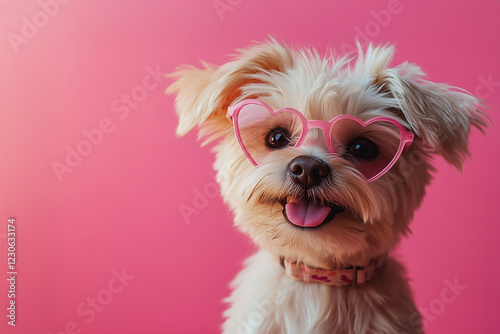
[168,39,486,267]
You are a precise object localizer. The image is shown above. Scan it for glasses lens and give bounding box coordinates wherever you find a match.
[330,118,402,180]
[236,103,303,165]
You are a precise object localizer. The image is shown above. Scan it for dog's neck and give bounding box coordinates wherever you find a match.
[278,253,388,287]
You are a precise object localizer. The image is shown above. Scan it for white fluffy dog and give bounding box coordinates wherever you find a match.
[168,39,485,334]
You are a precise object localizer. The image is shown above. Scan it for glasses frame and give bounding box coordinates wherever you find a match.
[227,99,414,182]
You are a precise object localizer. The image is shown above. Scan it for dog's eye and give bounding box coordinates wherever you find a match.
[266,128,291,149]
[348,138,379,160]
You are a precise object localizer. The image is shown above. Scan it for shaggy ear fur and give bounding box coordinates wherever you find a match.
[386,73,487,169]
[167,39,294,142]
[357,44,487,169]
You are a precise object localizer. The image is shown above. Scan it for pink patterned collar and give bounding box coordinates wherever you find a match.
[280,253,388,287]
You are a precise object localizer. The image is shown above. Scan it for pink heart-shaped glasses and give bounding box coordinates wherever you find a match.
[227,99,414,182]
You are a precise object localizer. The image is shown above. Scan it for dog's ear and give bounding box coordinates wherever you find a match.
[388,73,487,170]
[167,39,294,143]
[359,45,487,170]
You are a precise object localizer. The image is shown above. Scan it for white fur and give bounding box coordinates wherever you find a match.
[168,39,486,334]
[223,251,420,334]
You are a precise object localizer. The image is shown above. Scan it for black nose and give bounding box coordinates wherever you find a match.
[288,156,330,189]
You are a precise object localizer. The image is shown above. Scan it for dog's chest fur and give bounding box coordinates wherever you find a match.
[223,251,422,334]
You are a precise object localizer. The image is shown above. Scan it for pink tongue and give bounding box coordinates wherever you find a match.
[285,197,331,227]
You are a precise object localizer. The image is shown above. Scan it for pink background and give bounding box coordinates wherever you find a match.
[0,1,499,333]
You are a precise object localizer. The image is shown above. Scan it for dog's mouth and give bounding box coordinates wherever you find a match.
[279,196,345,228]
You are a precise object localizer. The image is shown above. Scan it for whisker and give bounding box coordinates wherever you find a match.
[247,176,268,202]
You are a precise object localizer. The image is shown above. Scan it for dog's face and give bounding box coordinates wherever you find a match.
[169,40,485,267]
